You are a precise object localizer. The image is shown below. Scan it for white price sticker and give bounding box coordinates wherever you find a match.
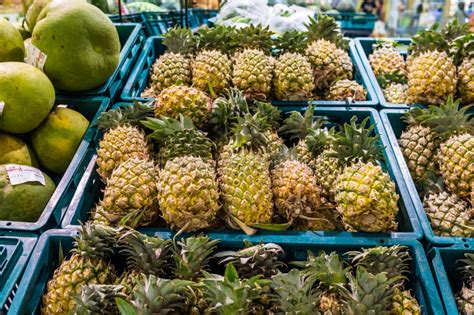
[6,164,46,186]
[0,101,4,117]
[25,41,47,71]
[57,104,68,108]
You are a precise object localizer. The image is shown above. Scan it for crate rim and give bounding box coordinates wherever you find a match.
[120,36,379,107]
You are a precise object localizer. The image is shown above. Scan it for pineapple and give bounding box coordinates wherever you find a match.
[144,27,196,96]
[332,117,400,232]
[305,15,353,92]
[154,85,212,129]
[313,150,340,201]
[231,24,275,100]
[450,34,474,104]
[99,158,159,228]
[392,288,421,315]
[192,25,235,95]
[423,191,473,237]
[95,103,153,181]
[407,27,457,105]
[158,156,220,231]
[42,224,119,314]
[457,254,474,314]
[383,83,409,104]
[327,79,367,101]
[73,284,124,315]
[215,241,285,278]
[273,30,314,101]
[369,40,407,78]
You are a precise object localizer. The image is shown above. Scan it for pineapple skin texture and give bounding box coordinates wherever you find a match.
[438,133,474,199]
[274,52,314,101]
[313,150,341,201]
[149,52,192,93]
[335,161,399,232]
[408,51,457,105]
[96,125,149,181]
[457,286,474,315]
[271,160,321,220]
[232,49,274,100]
[369,45,407,77]
[100,158,159,227]
[459,58,474,104]
[155,86,212,129]
[327,79,367,101]
[159,156,220,231]
[219,149,273,224]
[42,254,115,314]
[423,191,472,237]
[392,289,421,315]
[383,83,409,104]
[192,49,232,95]
[399,125,438,184]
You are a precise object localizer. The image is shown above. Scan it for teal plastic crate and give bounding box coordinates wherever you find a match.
[354,38,412,108]
[9,228,442,314]
[120,36,378,107]
[380,109,473,246]
[0,231,36,314]
[326,13,377,37]
[429,242,474,314]
[108,12,183,36]
[61,105,422,240]
[108,13,148,34]
[56,23,146,100]
[0,97,110,233]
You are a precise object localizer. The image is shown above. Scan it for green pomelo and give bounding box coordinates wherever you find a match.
[0,62,55,134]
[32,1,120,91]
[0,18,25,62]
[31,107,89,173]
[0,164,55,222]
[0,133,38,167]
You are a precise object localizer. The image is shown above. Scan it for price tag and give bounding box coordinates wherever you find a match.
[0,101,4,117]
[25,41,48,71]
[57,104,68,108]
[6,164,46,186]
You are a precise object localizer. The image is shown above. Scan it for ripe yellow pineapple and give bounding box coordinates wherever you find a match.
[327,79,367,101]
[369,41,407,77]
[383,83,409,104]
[450,33,474,104]
[144,27,196,96]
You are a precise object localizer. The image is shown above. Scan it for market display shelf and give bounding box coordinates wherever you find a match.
[56,23,145,100]
[0,231,36,314]
[355,37,412,108]
[9,228,442,314]
[61,105,422,240]
[0,97,110,233]
[429,242,474,314]
[380,109,473,246]
[120,36,378,107]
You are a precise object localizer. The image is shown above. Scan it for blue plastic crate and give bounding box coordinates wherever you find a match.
[108,13,148,34]
[355,38,412,108]
[326,13,377,37]
[61,105,422,240]
[9,228,442,314]
[429,242,474,314]
[0,97,110,233]
[56,23,146,100]
[0,231,36,314]
[121,36,378,106]
[143,11,184,36]
[380,109,473,246]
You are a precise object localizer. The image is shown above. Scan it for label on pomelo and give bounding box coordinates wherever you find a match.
[6,164,46,186]
[25,41,47,71]
[0,101,4,117]
[57,104,68,108]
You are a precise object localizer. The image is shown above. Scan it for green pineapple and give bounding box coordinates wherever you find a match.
[73,284,124,315]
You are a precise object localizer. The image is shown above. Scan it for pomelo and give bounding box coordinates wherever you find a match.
[0,18,25,62]
[32,1,120,91]
[31,107,89,173]
[0,133,38,167]
[0,62,55,134]
[0,164,55,222]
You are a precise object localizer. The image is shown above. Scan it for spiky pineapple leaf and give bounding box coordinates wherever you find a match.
[234,24,274,53]
[162,27,197,55]
[305,14,347,50]
[376,70,407,88]
[275,30,308,54]
[279,105,326,141]
[196,25,238,53]
[97,102,154,132]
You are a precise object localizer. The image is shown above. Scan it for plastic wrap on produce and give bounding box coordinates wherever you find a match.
[268,4,315,33]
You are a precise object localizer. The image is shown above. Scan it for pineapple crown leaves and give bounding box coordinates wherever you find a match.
[305,126,337,157]
[441,19,471,43]
[119,230,172,277]
[279,105,326,142]
[401,107,427,126]
[291,251,350,289]
[253,101,282,130]
[173,235,220,281]
[201,263,271,315]
[459,253,474,283]
[196,25,238,54]
[230,113,270,152]
[73,223,122,260]
[234,24,274,54]
[346,245,411,284]
[214,242,286,278]
[408,24,449,55]
[270,269,321,314]
[97,101,154,133]
[373,39,404,50]
[74,284,125,315]
[275,30,308,54]
[305,15,346,50]
[328,116,385,164]
[376,70,407,89]
[337,266,403,315]
[162,27,197,55]
[449,33,474,66]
